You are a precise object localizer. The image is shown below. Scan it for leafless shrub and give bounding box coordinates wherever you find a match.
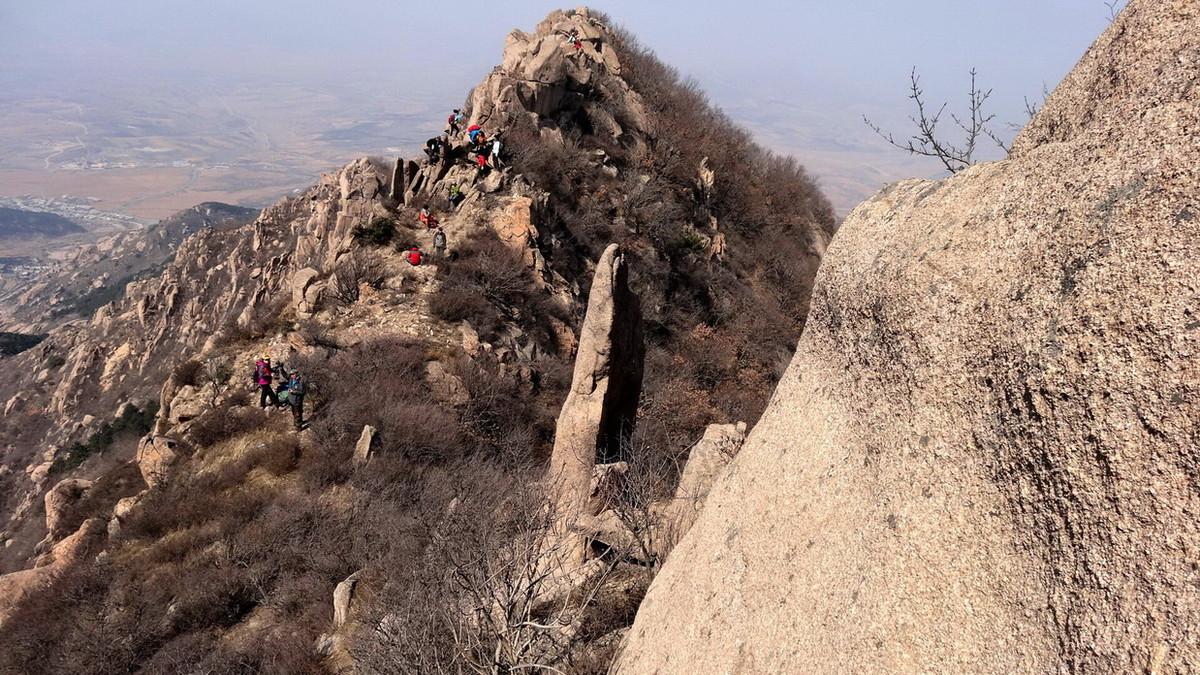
[329,251,386,306]
[864,67,1010,172]
[186,405,270,448]
[1105,0,1124,22]
[429,230,568,346]
[172,358,203,387]
[601,429,683,569]
[354,479,611,674]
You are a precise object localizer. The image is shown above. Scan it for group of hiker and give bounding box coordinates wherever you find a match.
[465,124,504,172]
[253,356,306,431]
[399,108,509,270]
[436,109,506,174]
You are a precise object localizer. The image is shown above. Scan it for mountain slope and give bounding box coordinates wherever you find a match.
[0,206,85,239]
[0,8,833,673]
[617,1,1200,671]
[0,202,258,332]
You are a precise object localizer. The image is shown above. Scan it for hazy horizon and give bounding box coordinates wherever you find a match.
[0,1,1122,216]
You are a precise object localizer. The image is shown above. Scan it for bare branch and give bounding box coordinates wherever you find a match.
[864,66,1012,172]
[1105,0,1123,22]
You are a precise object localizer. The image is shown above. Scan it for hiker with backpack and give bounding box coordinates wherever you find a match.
[424,137,443,163]
[447,109,465,135]
[559,28,583,51]
[447,183,464,209]
[433,227,447,257]
[253,356,277,409]
[473,148,490,174]
[285,370,306,431]
[273,362,292,407]
[467,124,484,145]
[418,207,438,229]
[488,133,504,170]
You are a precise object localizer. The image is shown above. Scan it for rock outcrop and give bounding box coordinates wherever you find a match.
[333,571,363,629]
[136,435,183,488]
[656,422,744,540]
[548,244,643,562]
[618,1,1200,672]
[42,478,92,541]
[0,518,106,627]
[353,425,378,465]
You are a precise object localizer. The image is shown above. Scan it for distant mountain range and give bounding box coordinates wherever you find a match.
[0,206,85,239]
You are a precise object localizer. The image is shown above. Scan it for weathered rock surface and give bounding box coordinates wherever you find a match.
[333,570,363,629]
[619,2,1200,672]
[43,478,92,541]
[656,422,744,540]
[136,435,183,488]
[547,244,643,561]
[424,361,469,406]
[0,518,106,627]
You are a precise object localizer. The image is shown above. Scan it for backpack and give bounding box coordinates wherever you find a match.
[434,231,446,247]
[407,249,422,266]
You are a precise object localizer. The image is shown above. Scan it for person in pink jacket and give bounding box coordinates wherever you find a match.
[253,355,277,409]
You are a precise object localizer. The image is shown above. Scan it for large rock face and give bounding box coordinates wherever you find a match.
[618,2,1200,672]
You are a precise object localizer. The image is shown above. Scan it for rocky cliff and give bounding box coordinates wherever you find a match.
[617,1,1199,672]
[0,8,833,672]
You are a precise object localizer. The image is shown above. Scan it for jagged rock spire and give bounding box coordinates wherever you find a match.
[548,243,643,562]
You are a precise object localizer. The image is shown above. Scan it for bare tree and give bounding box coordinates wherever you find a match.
[602,433,683,570]
[353,485,612,674]
[1009,82,1052,131]
[864,67,1009,173]
[1105,0,1124,22]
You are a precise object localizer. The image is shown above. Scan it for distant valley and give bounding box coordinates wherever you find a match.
[0,72,447,222]
[0,206,84,239]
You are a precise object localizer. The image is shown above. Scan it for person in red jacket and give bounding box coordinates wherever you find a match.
[406,246,423,266]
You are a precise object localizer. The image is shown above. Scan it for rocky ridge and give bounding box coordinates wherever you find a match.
[0,7,833,673]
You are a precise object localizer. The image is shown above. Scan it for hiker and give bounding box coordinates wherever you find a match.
[447,183,464,209]
[418,207,438,228]
[424,137,442,163]
[560,28,583,51]
[253,356,276,409]
[406,246,423,266]
[433,227,447,257]
[447,109,464,135]
[286,370,306,431]
[467,124,484,145]
[488,134,504,170]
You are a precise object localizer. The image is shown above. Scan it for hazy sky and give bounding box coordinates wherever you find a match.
[0,0,1120,211]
